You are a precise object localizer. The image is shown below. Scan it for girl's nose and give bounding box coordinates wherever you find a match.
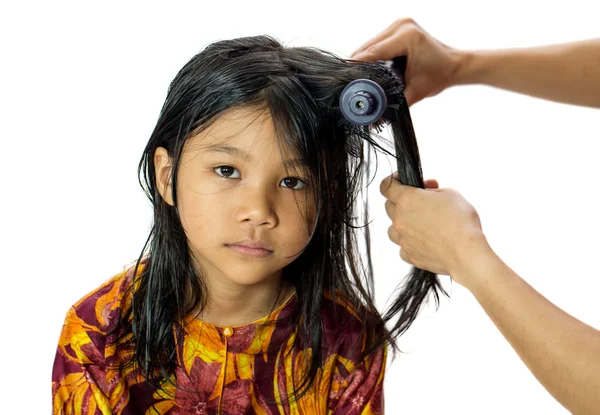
[235,184,277,228]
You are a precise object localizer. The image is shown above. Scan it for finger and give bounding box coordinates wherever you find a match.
[380,175,413,200]
[387,225,401,245]
[423,179,439,189]
[382,171,401,183]
[353,34,410,62]
[384,199,395,219]
[379,174,395,197]
[399,248,412,265]
[351,49,380,62]
[351,20,401,57]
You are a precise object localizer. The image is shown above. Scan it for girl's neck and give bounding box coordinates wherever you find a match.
[193,280,295,328]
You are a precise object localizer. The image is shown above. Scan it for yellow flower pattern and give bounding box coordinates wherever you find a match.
[52,262,388,414]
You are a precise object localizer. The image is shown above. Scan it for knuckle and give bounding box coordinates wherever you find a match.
[391,217,404,233]
[468,207,479,219]
[380,178,390,194]
[404,24,425,43]
[394,17,415,27]
[384,200,392,216]
[405,26,422,40]
[469,209,482,226]
[400,249,412,264]
[379,178,394,198]
[366,44,379,54]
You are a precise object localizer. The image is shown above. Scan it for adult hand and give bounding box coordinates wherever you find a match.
[380,175,489,288]
[351,18,463,106]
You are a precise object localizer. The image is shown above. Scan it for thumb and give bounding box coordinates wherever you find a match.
[423,179,439,189]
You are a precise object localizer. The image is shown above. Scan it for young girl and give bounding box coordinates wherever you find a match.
[52,35,444,415]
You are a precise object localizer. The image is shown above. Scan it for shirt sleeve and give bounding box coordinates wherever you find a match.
[328,344,388,415]
[52,306,112,415]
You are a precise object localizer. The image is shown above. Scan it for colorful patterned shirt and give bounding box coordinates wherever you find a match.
[52,262,387,414]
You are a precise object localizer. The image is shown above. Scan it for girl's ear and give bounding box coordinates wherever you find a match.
[154,147,174,206]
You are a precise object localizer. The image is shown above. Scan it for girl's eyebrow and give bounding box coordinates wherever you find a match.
[203,144,308,169]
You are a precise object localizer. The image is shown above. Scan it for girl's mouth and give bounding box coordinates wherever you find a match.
[225,244,274,258]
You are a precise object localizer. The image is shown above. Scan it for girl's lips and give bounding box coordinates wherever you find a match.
[226,244,273,258]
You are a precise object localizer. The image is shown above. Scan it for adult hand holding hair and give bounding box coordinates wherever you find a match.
[366,18,600,412]
[379,176,484,282]
[380,176,600,415]
[352,18,600,108]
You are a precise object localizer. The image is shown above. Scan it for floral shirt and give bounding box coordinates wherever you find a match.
[52,262,387,414]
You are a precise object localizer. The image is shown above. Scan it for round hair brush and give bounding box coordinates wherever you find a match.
[339,56,407,126]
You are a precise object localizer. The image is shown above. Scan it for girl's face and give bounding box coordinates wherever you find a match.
[154,107,316,289]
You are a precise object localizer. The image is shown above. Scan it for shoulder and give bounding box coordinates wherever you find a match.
[57,259,146,362]
[70,259,143,332]
[319,290,388,413]
[53,260,147,405]
[320,289,388,363]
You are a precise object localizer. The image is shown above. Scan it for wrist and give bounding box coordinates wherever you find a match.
[450,233,499,291]
[451,49,484,86]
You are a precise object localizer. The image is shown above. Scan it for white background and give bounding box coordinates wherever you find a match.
[1,1,599,413]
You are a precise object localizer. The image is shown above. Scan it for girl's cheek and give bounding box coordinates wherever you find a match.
[190,172,235,195]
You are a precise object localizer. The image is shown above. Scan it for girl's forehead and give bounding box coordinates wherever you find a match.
[186,106,300,159]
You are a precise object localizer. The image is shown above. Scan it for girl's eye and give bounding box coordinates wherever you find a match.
[281,177,307,190]
[214,165,240,179]
[214,166,306,190]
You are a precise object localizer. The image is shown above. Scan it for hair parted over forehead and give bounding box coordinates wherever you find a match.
[112,35,446,408]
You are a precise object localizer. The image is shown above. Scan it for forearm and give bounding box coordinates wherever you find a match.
[453,39,600,108]
[454,242,600,415]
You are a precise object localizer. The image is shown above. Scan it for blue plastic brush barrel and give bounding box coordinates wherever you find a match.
[339,56,407,126]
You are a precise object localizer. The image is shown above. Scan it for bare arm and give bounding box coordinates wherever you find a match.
[456,40,600,108]
[380,178,600,414]
[352,19,600,108]
[456,240,600,415]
